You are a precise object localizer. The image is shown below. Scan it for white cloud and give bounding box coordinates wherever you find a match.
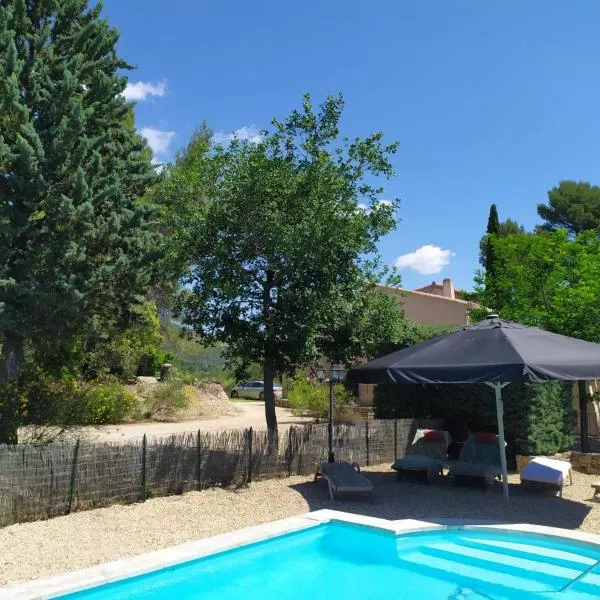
[212,125,262,145]
[124,80,167,101]
[140,127,175,157]
[394,244,455,275]
[377,199,394,207]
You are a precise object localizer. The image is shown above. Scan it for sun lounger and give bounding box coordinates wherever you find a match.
[391,429,450,482]
[315,461,374,501]
[449,433,503,488]
[520,457,572,497]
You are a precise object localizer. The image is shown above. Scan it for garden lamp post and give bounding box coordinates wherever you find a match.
[327,366,346,463]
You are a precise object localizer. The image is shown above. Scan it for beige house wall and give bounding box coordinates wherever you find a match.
[356,286,475,406]
[382,287,474,327]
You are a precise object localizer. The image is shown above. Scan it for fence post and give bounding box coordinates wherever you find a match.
[140,434,147,501]
[196,429,202,491]
[66,439,80,514]
[287,426,293,477]
[247,427,253,484]
[365,421,370,467]
[394,419,398,458]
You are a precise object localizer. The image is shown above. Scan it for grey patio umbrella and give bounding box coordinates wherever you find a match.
[348,314,600,499]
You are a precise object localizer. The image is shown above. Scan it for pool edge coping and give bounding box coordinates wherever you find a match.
[4,510,600,600]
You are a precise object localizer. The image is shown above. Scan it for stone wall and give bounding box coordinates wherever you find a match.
[517,451,600,475]
[568,451,600,475]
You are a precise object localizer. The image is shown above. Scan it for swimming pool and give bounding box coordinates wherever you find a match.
[5,513,600,600]
[37,516,600,600]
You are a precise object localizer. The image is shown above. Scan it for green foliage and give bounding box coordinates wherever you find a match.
[24,375,135,426]
[0,1,161,440]
[486,230,600,342]
[487,204,500,235]
[24,375,85,426]
[479,217,525,268]
[81,384,137,425]
[143,347,174,378]
[151,122,213,291]
[143,380,190,420]
[159,321,226,379]
[477,205,525,310]
[179,94,399,429]
[79,301,167,379]
[318,284,417,366]
[538,180,600,235]
[0,382,24,443]
[370,318,457,358]
[287,377,356,419]
[373,381,575,456]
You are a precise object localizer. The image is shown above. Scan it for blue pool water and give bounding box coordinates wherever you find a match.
[60,522,600,600]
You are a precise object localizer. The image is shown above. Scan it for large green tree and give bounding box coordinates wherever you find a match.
[488,230,600,342]
[475,204,524,313]
[479,212,524,269]
[0,0,159,441]
[317,283,412,368]
[152,122,213,291]
[481,229,600,451]
[180,94,399,431]
[538,180,600,234]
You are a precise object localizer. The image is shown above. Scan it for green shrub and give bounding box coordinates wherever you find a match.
[23,375,136,426]
[140,347,174,377]
[82,383,137,424]
[24,375,89,426]
[373,381,576,456]
[287,377,355,419]
[145,380,190,420]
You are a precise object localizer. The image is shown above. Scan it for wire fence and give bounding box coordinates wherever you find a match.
[0,418,440,527]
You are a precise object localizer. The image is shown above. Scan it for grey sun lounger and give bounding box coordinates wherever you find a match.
[391,428,450,482]
[315,461,374,501]
[449,433,503,488]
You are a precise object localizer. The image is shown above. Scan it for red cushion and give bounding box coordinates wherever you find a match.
[475,432,497,444]
[423,429,444,442]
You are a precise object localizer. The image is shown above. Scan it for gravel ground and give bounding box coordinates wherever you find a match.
[19,401,311,443]
[2,465,600,586]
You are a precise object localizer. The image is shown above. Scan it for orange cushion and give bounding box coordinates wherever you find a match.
[475,432,497,444]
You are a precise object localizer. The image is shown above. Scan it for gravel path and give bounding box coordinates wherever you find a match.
[2,465,600,586]
[27,401,311,443]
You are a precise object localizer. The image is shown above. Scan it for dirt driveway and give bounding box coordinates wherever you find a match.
[66,401,312,443]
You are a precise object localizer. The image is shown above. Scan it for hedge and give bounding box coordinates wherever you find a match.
[373,381,576,456]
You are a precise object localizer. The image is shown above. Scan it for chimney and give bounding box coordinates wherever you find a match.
[442,278,455,299]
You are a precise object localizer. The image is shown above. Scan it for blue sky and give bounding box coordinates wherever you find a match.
[103,1,600,291]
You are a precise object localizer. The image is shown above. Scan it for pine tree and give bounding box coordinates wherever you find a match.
[0,0,159,442]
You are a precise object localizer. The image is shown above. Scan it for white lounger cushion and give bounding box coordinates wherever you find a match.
[520,457,572,486]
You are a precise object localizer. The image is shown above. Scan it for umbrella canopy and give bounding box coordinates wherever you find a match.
[347,315,600,500]
[349,315,600,385]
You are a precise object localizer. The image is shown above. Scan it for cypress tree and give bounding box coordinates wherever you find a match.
[0,0,159,442]
[484,204,500,308]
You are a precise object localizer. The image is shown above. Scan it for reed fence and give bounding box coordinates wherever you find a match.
[0,418,440,527]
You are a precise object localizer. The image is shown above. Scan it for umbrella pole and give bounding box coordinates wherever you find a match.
[488,382,510,501]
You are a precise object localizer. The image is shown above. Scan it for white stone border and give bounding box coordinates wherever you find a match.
[4,510,600,600]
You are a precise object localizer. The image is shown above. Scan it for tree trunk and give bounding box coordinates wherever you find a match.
[262,269,278,437]
[578,380,590,453]
[0,332,24,444]
[263,355,278,433]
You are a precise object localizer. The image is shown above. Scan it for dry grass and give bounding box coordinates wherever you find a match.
[2,464,600,586]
